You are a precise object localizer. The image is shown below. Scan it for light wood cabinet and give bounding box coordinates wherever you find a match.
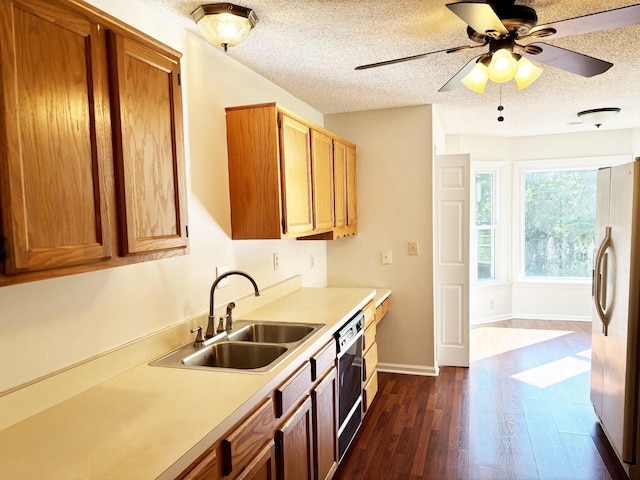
[0,0,113,274]
[107,31,188,256]
[276,395,314,480]
[225,103,356,240]
[0,0,188,286]
[362,299,378,414]
[312,367,339,480]
[310,131,335,231]
[236,441,276,480]
[180,447,219,480]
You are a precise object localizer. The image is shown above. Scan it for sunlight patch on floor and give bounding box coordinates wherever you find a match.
[511,356,591,388]
[470,327,572,362]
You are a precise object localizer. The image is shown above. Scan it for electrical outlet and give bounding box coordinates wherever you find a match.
[382,250,392,265]
[273,252,279,271]
[489,299,495,310]
[310,254,315,269]
[408,241,419,255]
[216,265,229,287]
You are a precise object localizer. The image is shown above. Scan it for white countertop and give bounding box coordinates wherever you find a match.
[0,286,377,479]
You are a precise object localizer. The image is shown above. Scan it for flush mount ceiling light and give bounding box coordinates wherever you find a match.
[577,107,621,128]
[192,3,258,52]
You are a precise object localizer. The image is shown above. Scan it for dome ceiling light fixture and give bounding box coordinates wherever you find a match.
[192,3,258,52]
[577,107,621,128]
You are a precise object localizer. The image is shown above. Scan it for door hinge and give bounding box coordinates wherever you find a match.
[0,237,7,262]
[177,73,181,86]
[281,218,286,233]
[185,225,189,237]
[277,115,282,129]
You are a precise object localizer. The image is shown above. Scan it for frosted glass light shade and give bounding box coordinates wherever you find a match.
[462,62,489,94]
[192,4,258,51]
[514,57,542,89]
[487,49,518,83]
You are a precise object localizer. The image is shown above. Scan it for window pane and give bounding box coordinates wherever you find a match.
[477,227,495,280]
[524,169,597,278]
[476,173,493,225]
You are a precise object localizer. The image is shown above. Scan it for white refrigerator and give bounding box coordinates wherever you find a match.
[591,160,640,478]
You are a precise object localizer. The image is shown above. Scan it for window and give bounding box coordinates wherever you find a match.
[522,169,597,279]
[475,172,497,282]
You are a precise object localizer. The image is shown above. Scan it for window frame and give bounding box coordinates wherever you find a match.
[513,155,629,284]
[473,170,499,284]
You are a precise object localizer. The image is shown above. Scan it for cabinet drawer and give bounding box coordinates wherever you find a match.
[363,342,378,382]
[363,371,379,412]
[363,321,376,353]
[275,362,312,418]
[221,398,275,476]
[181,447,218,480]
[376,296,391,323]
[363,300,376,329]
[310,340,336,381]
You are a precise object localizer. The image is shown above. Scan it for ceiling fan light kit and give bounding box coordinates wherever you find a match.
[192,3,258,52]
[356,2,640,95]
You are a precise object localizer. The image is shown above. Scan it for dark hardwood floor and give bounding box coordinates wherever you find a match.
[335,319,629,480]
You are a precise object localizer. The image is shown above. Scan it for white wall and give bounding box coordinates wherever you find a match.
[0,0,329,393]
[325,106,437,375]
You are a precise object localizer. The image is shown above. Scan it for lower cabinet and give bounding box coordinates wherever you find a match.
[178,339,339,480]
[312,367,339,480]
[276,396,314,480]
[237,441,277,480]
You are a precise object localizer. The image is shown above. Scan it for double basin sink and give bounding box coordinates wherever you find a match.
[151,321,325,373]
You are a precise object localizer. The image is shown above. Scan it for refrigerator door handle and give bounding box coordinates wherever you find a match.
[593,226,611,336]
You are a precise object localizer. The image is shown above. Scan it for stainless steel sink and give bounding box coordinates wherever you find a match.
[227,322,317,344]
[181,342,287,370]
[150,320,325,373]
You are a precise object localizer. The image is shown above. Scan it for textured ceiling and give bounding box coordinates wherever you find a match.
[139,0,640,137]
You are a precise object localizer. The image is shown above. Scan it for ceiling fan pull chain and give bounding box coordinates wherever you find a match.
[497,85,505,122]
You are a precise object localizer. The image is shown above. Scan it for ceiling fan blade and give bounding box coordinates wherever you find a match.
[523,42,613,77]
[439,56,481,92]
[530,4,640,39]
[355,46,466,70]
[446,2,508,37]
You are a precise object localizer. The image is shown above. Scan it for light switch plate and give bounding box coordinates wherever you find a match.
[382,250,393,265]
[408,241,419,255]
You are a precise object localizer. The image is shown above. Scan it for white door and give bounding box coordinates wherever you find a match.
[434,154,470,367]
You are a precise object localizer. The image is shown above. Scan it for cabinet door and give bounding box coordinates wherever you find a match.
[332,141,347,228]
[279,114,313,235]
[276,396,314,480]
[310,131,334,231]
[312,367,338,480]
[346,145,357,227]
[107,31,188,255]
[237,441,276,480]
[0,0,113,273]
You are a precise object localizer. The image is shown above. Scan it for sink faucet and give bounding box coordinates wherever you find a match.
[206,270,260,339]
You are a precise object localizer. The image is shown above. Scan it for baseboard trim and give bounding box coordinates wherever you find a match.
[511,314,591,322]
[377,362,439,377]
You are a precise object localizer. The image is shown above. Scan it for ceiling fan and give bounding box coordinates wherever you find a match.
[355,1,640,93]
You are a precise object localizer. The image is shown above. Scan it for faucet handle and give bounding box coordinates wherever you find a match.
[190,327,205,348]
[216,317,225,334]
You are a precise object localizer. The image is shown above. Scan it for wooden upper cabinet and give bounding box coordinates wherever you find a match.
[0,0,113,273]
[0,0,189,285]
[107,31,188,255]
[346,144,358,229]
[226,103,343,240]
[310,130,335,231]
[333,141,347,229]
[279,114,313,236]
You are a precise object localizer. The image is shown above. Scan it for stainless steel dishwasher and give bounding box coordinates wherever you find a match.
[335,310,364,462]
